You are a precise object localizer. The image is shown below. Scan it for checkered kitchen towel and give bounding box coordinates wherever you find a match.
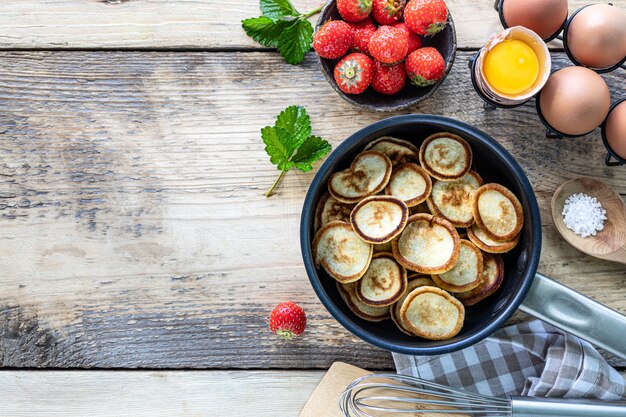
[393,320,625,400]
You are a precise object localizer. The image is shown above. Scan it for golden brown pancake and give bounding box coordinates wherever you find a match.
[385,163,433,207]
[431,240,483,293]
[356,253,407,307]
[313,221,373,283]
[400,286,465,340]
[455,253,504,306]
[419,133,473,181]
[337,281,390,322]
[472,183,524,242]
[328,151,393,204]
[467,223,520,253]
[426,171,483,227]
[364,136,420,166]
[314,193,354,232]
[390,276,435,336]
[350,195,409,244]
[392,214,460,275]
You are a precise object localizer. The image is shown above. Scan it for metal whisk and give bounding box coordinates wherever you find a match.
[339,373,626,417]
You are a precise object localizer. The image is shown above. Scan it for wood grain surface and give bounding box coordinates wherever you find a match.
[0,0,597,50]
[0,50,624,369]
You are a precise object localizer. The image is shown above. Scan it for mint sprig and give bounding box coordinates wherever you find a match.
[242,0,323,65]
[262,106,332,197]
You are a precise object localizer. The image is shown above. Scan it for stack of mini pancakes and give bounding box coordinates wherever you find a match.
[313,134,524,340]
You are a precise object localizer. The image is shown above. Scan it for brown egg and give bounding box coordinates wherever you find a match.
[502,0,568,40]
[605,101,626,160]
[567,4,626,69]
[539,67,610,136]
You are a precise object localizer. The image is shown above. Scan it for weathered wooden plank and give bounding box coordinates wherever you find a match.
[0,51,624,369]
[0,0,607,50]
[0,370,325,416]
[1,368,625,416]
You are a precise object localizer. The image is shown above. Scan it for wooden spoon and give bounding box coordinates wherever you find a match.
[551,177,626,265]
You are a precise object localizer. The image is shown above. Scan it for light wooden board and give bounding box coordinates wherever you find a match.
[0,369,325,416]
[0,0,607,50]
[0,51,624,369]
[0,367,624,416]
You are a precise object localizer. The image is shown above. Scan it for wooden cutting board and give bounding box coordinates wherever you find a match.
[300,362,461,417]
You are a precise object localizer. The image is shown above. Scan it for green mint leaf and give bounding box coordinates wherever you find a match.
[260,0,299,19]
[292,135,332,172]
[242,16,291,47]
[261,126,295,171]
[275,105,312,153]
[277,18,313,65]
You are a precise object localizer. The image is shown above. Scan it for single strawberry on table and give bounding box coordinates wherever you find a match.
[337,0,373,22]
[313,20,354,59]
[334,52,374,94]
[392,22,422,54]
[406,46,445,86]
[348,17,377,53]
[368,25,408,64]
[372,61,406,95]
[269,301,307,340]
[372,0,406,25]
[404,0,448,36]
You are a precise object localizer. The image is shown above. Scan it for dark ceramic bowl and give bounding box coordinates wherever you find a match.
[300,115,542,355]
[315,1,457,112]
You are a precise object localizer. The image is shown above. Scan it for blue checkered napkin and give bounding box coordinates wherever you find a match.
[393,320,625,400]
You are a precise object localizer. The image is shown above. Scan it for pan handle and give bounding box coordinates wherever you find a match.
[519,273,626,360]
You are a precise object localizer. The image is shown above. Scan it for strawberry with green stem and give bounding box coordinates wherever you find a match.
[372,0,406,25]
[313,20,354,59]
[334,53,374,94]
[403,0,448,36]
[337,0,373,22]
[269,301,307,339]
[406,46,445,86]
[262,106,332,197]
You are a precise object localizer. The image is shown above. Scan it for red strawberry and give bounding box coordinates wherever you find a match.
[372,61,406,95]
[404,0,448,36]
[393,22,422,54]
[334,52,374,94]
[372,0,406,25]
[269,301,306,340]
[406,47,445,86]
[349,17,377,53]
[337,0,373,22]
[367,25,408,64]
[313,20,354,59]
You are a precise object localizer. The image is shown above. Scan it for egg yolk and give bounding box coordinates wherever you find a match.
[484,39,539,96]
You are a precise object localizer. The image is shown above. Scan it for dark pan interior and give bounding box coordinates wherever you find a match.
[300,115,542,355]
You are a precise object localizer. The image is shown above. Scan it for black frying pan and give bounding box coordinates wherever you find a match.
[300,115,626,359]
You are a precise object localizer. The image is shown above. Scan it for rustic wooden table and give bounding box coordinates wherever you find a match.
[0,1,624,415]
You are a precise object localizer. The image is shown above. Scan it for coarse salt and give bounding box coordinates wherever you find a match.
[561,193,607,238]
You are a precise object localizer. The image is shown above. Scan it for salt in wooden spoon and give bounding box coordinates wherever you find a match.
[551,177,626,265]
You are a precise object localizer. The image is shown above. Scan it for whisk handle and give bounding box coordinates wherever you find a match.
[511,396,626,417]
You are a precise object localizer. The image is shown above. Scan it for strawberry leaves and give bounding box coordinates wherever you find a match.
[242,0,323,65]
[262,106,331,197]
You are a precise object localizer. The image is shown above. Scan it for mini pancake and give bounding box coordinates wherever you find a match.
[419,133,473,181]
[328,151,393,204]
[393,214,460,275]
[356,253,407,307]
[313,221,373,283]
[314,193,354,232]
[467,223,520,253]
[390,276,435,336]
[364,136,420,166]
[432,240,483,293]
[426,171,483,227]
[350,196,409,244]
[456,254,504,306]
[472,183,524,242]
[385,163,433,207]
[337,281,390,322]
[400,286,465,340]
